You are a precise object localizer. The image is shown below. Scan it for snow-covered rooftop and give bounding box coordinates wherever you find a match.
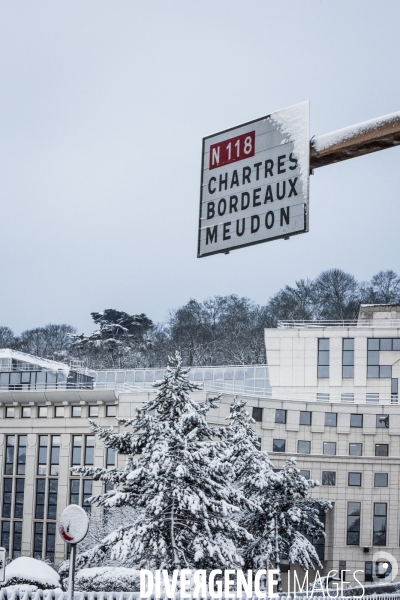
[0,348,70,372]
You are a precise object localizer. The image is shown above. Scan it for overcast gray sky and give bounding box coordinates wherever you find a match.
[1,0,399,334]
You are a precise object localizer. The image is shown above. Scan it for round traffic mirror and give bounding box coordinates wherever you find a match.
[59,504,89,544]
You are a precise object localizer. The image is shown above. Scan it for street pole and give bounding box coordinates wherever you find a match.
[310,110,400,169]
[68,543,76,600]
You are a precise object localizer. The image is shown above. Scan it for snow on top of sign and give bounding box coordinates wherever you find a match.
[313,110,400,152]
[59,504,89,543]
[5,557,60,588]
[271,101,309,195]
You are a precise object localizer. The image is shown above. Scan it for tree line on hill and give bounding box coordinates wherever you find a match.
[2,268,400,369]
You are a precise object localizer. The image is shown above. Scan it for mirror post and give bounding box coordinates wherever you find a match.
[68,543,76,600]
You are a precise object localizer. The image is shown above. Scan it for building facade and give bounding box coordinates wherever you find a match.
[0,305,398,586]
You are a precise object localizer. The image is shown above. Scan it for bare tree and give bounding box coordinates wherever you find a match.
[361,270,400,304]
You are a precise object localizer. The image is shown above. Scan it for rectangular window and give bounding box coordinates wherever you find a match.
[380,338,392,351]
[318,339,329,378]
[14,479,24,518]
[275,409,286,424]
[38,436,48,475]
[341,393,354,403]
[252,407,262,422]
[1,521,10,553]
[2,479,12,518]
[46,523,56,562]
[347,501,361,545]
[376,414,389,428]
[13,521,22,557]
[72,436,82,466]
[70,479,80,505]
[299,470,310,479]
[273,439,285,452]
[35,479,46,519]
[33,522,43,559]
[38,406,47,418]
[5,407,14,418]
[299,411,311,425]
[85,436,95,466]
[83,480,92,513]
[365,561,373,583]
[374,473,388,487]
[47,479,58,520]
[106,405,117,417]
[17,436,27,476]
[21,407,30,418]
[376,444,389,457]
[325,413,337,427]
[322,471,336,485]
[72,406,81,418]
[5,436,15,475]
[106,448,116,467]
[297,440,311,454]
[348,472,362,486]
[54,406,64,418]
[367,393,379,404]
[89,405,99,418]
[50,436,60,476]
[392,378,398,402]
[373,503,387,546]
[343,338,354,378]
[380,365,392,378]
[316,393,330,402]
[323,442,336,456]
[349,443,363,456]
[350,414,363,428]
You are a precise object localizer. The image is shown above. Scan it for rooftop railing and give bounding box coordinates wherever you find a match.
[278,319,400,328]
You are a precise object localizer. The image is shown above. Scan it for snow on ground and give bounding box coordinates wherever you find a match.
[4,557,60,588]
[75,566,140,592]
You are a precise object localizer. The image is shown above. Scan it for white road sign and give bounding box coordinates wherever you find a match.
[197,101,310,257]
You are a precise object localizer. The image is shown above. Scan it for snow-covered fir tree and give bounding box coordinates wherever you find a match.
[64,353,252,573]
[227,399,331,591]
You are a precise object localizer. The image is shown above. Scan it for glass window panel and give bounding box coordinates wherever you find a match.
[348,501,361,516]
[14,479,24,518]
[33,522,43,558]
[38,406,47,418]
[5,436,14,475]
[347,531,360,545]
[380,338,392,351]
[297,440,311,454]
[393,339,400,351]
[374,473,388,487]
[36,372,46,384]
[349,443,363,456]
[323,442,336,455]
[275,409,286,424]
[143,371,153,382]
[343,351,354,365]
[350,414,363,427]
[273,439,285,452]
[380,365,392,378]
[366,393,379,404]
[343,338,354,350]
[299,470,310,479]
[377,414,389,428]
[5,407,14,418]
[135,371,144,382]
[21,407,30,418]
[13,521,22,556]
[85,436,95,465]
[54,406,64,418]
[69,479,80,505]
[341,392,354,402]
[106,405,117,417]
[375,444,389,457]
[299,411,311,425]
[322,471,336,485]
[35,479,46,519]
[374,503,387,516]
[204,370,213,380]
[318,366,329,378]
[2,478,12,518]
[46,523,56,562]
[17,436,27,475]
[348,472,362,486]
[116,372,125,383]
[252,407,263,422]
[367,351,379,365]
[21,372,30,384]
[318,350,330,366]
[72,436,82,466]
[72,406,81,417]
[317,392,330,402]
[89,405,98,417]
[325,413,337,426]
[367,366,380,378]
[319,339,329,351]
[368,338,380,350]
[342,366,354,378]
[1,521,10,553]
[10,373,21,385]
[106,372,116,383]
[106,448,116,466]
[235,369,244,380]
[47,479,58,520]
[83,480,92,513]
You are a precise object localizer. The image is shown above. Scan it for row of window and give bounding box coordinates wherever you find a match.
[273,438,389,456]
[347,502,387,546]
[4,404,117,418]
[317,338,399,379]
[270,408,390,428]
[298,470,388,487]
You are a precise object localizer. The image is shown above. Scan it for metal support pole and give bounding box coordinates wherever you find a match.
[310,110,400,169]
[68,543,76,600]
